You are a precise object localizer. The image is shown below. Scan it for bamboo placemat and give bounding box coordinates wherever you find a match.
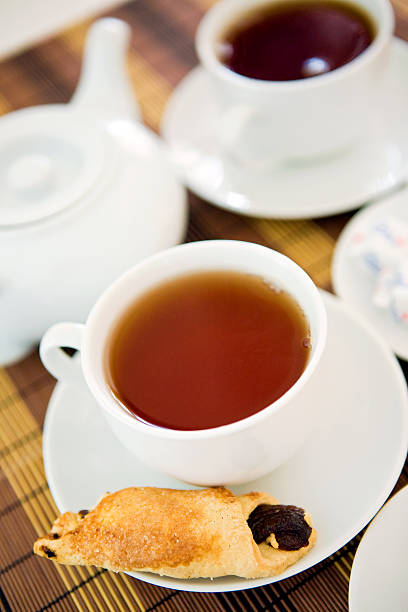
[1,0,408,610]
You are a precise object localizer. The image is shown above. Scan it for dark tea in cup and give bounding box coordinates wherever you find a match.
[105,270,311,431]
[218,1,375,81]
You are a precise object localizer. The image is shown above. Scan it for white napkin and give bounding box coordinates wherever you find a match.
[349,216,408,322]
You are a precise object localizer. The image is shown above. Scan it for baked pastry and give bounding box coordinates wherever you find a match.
[34,487,316,579]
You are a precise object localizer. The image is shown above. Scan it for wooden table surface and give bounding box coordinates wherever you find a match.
[0,1,408,610]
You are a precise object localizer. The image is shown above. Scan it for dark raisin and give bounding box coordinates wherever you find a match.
[79,509,89,517]
[42,546,56,558]
[247,504,312,551]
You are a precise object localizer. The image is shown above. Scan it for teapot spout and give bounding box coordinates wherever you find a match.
[71,18,140,119]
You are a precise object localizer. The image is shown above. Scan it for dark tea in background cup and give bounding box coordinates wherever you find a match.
[40,241,327,485]
[219,1,375,81]
[196,0,394,167]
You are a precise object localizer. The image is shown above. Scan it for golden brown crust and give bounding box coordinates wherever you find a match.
[34,487,316,579]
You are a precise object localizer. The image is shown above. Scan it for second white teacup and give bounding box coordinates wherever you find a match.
[40,240,327,485]
[196,0,394,168]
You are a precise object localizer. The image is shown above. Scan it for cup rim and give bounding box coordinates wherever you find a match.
[196,0,394,91]
[81,240,327,440]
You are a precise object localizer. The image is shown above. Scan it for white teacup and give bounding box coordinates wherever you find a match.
[196,0,394,169]
[40,241,327,485]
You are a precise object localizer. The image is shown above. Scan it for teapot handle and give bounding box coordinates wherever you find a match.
[70,18,140,120]
[40,322,85,385]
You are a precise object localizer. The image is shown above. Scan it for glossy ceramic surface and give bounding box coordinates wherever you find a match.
[0,18,186,366]
[162,39,408,218]
[43,292,408,592]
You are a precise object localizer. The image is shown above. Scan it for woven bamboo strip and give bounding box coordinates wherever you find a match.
[0,366,147,611]
[334,561,350,582]
[188,0,216,9]
[393,0,408,17]
[248,219,334,286]
[0,377,86,610]
[0,415,94,610]
[114,574,146,612]
[0,93,12,115]
[0,371,127,610]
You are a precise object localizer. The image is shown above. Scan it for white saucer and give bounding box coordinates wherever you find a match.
[162,38,408,219]
[43,292,408,593]
[349,484,408,611]
[332,187,408,360]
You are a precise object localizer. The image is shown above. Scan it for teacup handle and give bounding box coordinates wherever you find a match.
[40,322,85,384]
[219,105,254,158]
[218,105,279,170]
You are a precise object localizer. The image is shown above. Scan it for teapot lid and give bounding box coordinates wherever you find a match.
[0,105,111,227]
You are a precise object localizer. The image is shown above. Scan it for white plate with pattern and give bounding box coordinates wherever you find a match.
[332,187,408,360]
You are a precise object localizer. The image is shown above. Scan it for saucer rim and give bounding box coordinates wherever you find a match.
[161,38,408,220]
[332,186,408,360]
[42,291,408,593]
[348,484,408,611]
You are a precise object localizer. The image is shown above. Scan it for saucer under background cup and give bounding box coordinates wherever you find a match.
[43,292,408,593]
[162,38,408,219]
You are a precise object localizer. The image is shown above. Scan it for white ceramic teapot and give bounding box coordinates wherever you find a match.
[0,18,187,365]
